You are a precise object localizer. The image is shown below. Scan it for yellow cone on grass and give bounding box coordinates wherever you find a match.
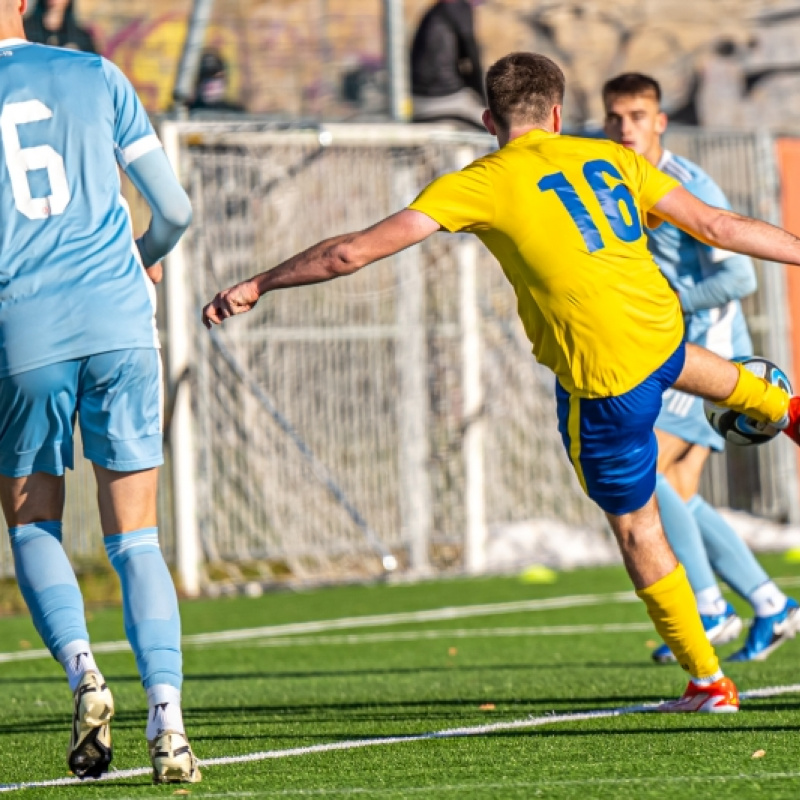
[519,564,558,584]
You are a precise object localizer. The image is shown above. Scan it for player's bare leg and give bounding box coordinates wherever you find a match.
[0,473,114,778]
[606,494,738,712]
[676,343,790,423]
[673,345,741,402]
[606,494,677,590]
[656,429,702,501]
[651,435,743,662]
[93,465,158,534]
[0,472,65,526]
[660,438,708,502]
[94,465,200,784]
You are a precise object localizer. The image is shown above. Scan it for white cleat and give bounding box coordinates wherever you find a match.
[67,670,114,779]
[149,730,202,784]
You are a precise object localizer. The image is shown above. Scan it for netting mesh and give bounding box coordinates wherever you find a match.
[182,126,604,582]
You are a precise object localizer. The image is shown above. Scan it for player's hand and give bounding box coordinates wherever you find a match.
[146,263,163,285]
[202,280,260,328]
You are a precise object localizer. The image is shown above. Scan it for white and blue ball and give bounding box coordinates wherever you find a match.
[703,356,792,446]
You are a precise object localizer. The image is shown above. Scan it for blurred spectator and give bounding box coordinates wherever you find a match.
[189,49,245,114]
[410,0,486,130]
[24,0,96,53]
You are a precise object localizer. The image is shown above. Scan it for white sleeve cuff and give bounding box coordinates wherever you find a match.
[117,134,162,170]
[710,247,736,264]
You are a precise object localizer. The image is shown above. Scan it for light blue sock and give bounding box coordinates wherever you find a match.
[655,474,718,595]
[105,527,182,690]
[8,521,89,659]
[688,495,769,599]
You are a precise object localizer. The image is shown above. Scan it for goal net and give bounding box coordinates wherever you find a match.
[166,122,606,589]
[0,124,793,591]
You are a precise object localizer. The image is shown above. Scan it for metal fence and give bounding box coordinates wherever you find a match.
[0,122,794,591]
[665,128,800,524]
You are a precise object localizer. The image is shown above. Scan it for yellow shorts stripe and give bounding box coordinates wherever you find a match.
[568,394,588,494]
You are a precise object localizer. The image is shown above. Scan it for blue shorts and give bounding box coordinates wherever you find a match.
[655,388,725,452]
[0,349,163,477]
[555,343,686,516]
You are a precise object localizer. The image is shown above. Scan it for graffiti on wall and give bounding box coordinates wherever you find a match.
[88,4,382,117]
[98,14,243,112]
[78,0,800,126]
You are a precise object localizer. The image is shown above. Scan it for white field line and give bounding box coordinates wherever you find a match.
[3,577,799,664]
[236,623,654,649]
[1,682,799,794]
[0,590,640,664]
[74,773,800,800]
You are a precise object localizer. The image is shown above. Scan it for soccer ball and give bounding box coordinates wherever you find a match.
[703,356,792,446]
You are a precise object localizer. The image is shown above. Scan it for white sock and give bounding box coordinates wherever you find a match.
[146,684,185,741]
[58,644,101,693]
[749,581,788,618]
[694,585,727,616]
[691,669,724,687]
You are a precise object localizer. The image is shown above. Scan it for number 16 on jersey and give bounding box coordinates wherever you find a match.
[538,159,642,253]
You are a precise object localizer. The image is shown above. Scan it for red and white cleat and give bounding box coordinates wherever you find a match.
[657,676,739,714]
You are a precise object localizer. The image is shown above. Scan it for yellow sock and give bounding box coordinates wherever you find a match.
[636,564,720,679]
[722,362,789,424]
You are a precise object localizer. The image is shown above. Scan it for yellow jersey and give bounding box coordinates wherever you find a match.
[408,130,683,398]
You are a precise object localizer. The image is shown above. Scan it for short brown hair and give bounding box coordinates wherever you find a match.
[486,52,565,129]
[602,73,661,105]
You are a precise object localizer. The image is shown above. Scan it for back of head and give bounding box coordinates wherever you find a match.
[0,0,26,39]
[486,52,565,130]
[602,72,661,107]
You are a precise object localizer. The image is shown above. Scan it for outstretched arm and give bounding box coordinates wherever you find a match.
[202,209,441,328]
[652,186,800,266]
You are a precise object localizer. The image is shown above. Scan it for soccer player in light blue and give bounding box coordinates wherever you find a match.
[0,1,199,783]
[604,72,800,664]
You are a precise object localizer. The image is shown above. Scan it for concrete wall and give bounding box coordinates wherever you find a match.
[62,0,800,127]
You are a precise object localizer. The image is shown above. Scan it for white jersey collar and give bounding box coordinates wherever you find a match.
[0,38,29,47]
[657,149,673,170]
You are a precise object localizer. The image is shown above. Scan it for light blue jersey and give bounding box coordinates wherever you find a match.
[0,39,161,377]
[651,150,756,450]
[649,150,755,357]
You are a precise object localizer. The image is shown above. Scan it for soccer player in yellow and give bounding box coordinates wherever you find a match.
[203,52,800,712]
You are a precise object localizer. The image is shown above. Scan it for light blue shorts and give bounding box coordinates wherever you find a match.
[0,349,163,477]
[655,388,726,452]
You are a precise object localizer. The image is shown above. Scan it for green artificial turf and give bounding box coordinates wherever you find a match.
[1,554,800,798]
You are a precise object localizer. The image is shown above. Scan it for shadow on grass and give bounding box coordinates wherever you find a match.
[0,660,669,688]
[7,693,799,739]
[54,781,154,792]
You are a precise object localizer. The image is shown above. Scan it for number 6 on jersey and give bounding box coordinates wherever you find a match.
[0,99,71,220]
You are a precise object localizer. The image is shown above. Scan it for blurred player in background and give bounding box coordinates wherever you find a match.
[24,0,95,52]
[0,0,198,784]
[410,0,486,130]
[189,48,245,115]
[604,72,800,664]
[204,52,800,714]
